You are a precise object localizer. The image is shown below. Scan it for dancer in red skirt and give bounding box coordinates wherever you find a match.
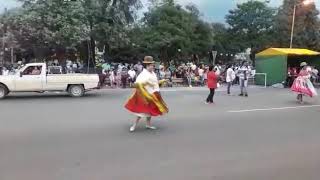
[291,62,318,104]
[125,56,168,132]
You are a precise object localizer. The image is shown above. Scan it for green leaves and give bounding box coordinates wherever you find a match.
[4,0,320,64]
[276,0,320,49]
[131,2,212,62]
[226,1,276,50]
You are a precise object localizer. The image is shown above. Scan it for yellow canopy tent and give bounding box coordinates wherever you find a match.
[255,48,320,85]
[257,48,320,57]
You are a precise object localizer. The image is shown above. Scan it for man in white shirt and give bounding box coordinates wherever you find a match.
[128,68,136,87]
[226,65,235,95]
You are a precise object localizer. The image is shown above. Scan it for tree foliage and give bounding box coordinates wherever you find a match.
[226,0,276,51]
[1,0,320,65]
[274,0,320,50]
[3,0,141,63]
[130,2,212,63]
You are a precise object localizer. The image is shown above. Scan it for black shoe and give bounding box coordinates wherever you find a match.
[239,94,243,96]
[245,94,248,97]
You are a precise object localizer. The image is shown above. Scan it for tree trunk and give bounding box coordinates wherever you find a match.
[104,42,110,62]
[84,19,96,68]
[250,48,256,67]
[90,36,95,67]
[160,47,169,64]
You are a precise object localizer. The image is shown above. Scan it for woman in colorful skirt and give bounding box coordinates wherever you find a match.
[291,62,318,104]
[125,56,169,132]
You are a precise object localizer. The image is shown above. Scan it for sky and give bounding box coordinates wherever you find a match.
[0,0,320,23]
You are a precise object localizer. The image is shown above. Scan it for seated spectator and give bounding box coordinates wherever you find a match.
[311,67,319,84]
[66,59,73,73]
[159,68,166,80]
[164,67,172,87]
[72,62,78,73]
[1,67,9,76]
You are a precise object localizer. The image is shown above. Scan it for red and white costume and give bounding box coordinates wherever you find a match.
[125,69,168,117]
[291,67,318,97]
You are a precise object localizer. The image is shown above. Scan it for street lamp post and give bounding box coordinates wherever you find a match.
[290,0,314,48]
[290,4,296,48]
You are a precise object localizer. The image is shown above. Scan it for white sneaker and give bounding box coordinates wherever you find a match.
[130,125,136,132]
[146,126,157,130]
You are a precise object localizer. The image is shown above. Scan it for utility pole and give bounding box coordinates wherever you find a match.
[10,47,13,64]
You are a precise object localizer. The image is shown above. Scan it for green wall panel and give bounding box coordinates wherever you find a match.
[255,56,287,86]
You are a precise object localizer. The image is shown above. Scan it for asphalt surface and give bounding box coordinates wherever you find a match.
[0,86,320,180]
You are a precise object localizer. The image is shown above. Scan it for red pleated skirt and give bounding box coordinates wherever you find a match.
[125,91,167,117]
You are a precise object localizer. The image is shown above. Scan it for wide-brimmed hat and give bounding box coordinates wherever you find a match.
[300,62,308,67]
[143,56,155,64]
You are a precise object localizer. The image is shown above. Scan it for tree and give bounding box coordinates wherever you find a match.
[136,1,212,63]
[274,0,320,50]
[211,23,240,54]
[226,0,276,64]
[11,0,142,64]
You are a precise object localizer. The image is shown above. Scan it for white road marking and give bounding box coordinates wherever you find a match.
[228,105,320,113]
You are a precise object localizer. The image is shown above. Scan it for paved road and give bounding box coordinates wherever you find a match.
[0,87,320,180]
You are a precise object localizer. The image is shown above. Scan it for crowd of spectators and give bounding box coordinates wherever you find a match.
[99,61,255,88]
[0,59,261,89]
[0,59,84,75]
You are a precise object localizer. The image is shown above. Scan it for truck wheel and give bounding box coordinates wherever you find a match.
[0,85,8,99]
[68,85,85,97]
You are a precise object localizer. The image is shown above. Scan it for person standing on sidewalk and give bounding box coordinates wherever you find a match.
[128,67,136,87]
[125,56,169,132]
[238,61,251,97]
[206,65,218,104]
[226,64,235,95]
[186,67,193,87]
[198,65,205,86]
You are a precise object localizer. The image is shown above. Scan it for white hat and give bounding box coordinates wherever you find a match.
[300,62,307,67]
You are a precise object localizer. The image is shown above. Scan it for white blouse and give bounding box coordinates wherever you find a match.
[135,69,160,94]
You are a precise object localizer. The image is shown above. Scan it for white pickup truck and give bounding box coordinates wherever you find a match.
[0,63,99,99]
